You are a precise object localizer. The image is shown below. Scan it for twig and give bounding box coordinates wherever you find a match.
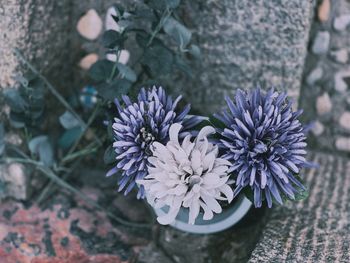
[3,157,151,228]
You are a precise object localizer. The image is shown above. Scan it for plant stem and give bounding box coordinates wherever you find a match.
[147,9,172,47]
[61,144,98,164]
[66,103,102,158]
[108,49,122,83]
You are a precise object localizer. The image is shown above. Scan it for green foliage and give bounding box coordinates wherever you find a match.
[90,0,200,102]
[59,111,80,130]
[3,75,45,130]
[28,135,54,166]
[104,145,117,164]
[58,127,83,150]
[0,123,4,156]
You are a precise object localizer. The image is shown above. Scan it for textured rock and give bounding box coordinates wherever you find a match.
[168,0,313,113]
[249,153,350,262]
[333,14,350,31]
[306,67,323,86]
[312,31,330,55]
[316,93,332,115]
[0,169,152,263]
[330,49,348,64]
[339,112,350,130]
[318,0,331,22]
[76,9,103,40]
[0,163,29,200]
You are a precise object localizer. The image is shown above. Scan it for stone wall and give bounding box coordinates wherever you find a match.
[300,0,350,153]
[173,0,314,113]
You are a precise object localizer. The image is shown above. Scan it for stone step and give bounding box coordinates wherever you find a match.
[249,152,350,262]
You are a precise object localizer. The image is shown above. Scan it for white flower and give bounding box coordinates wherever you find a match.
[137,123,234,225]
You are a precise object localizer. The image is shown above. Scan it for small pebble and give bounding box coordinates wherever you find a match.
[334,15,350,31]
[312,121,325,136]
[106,50,130,65]
[79,53,98,70]
[77,9,102,40]
[105,6,121,32]
[316,93,332,115]
[335,69,350,92]
[306,67,323,85]
[339,112,350,130]
[312,31,330,55]
[335,137,350,152]
[318,0,330,22]
[330,49,348,64]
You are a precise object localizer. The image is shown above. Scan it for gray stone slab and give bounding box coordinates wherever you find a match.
[168,0,314,113]
[249,153,350,262]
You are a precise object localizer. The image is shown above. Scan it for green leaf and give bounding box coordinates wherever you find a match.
[38,138,54,167]
[3,89,27,113]
[58,127,83,150]
[166,0,180,9]
[59,111,80,130]
[163,17,192,48]
[174,56,192,77]
[209,115,226,130]
[28,135,48,154]
[13,75,29,87]
[0,123,5,156]
[0,180,6,193]
[146,0,167,11]
[104,145,117,164]
[96,79,132,100]
[102,30,126,48]
[89,60,115,82]
[142,44,173,76]
[189,44,201,58]
[294,174,309,201]
[116,63,137,82]
[28,135,54,166]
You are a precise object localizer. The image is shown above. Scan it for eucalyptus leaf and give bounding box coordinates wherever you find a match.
[96,79,132,100]
[59,111,80,130]
[174,56,192,77]
[28,135,48,154]
[38,138,54,166]
[0,123,5,156]
[142,44,173,76]
[189,44,201,58]
[116,63,137,82]
[3,89,27,113]
[102,30,126,48]
[13,75,29,87]
[89,60,115,82]
[166,0,180,9]
[163,17,192,48]
[104,145,117,164]
[58,127,83,150]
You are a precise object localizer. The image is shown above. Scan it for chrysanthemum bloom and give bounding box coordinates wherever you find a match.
[107,86,203,198]
[214,88,308,208]
[137,123,234,225]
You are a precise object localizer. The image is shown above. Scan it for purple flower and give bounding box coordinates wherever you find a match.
[107,86,203,198]
[214,88,308,208]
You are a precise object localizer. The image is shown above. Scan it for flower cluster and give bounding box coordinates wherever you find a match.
[107,86,203,198]
[137,123,233,225]
[107,86,309,225]
[214,88,307,208]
